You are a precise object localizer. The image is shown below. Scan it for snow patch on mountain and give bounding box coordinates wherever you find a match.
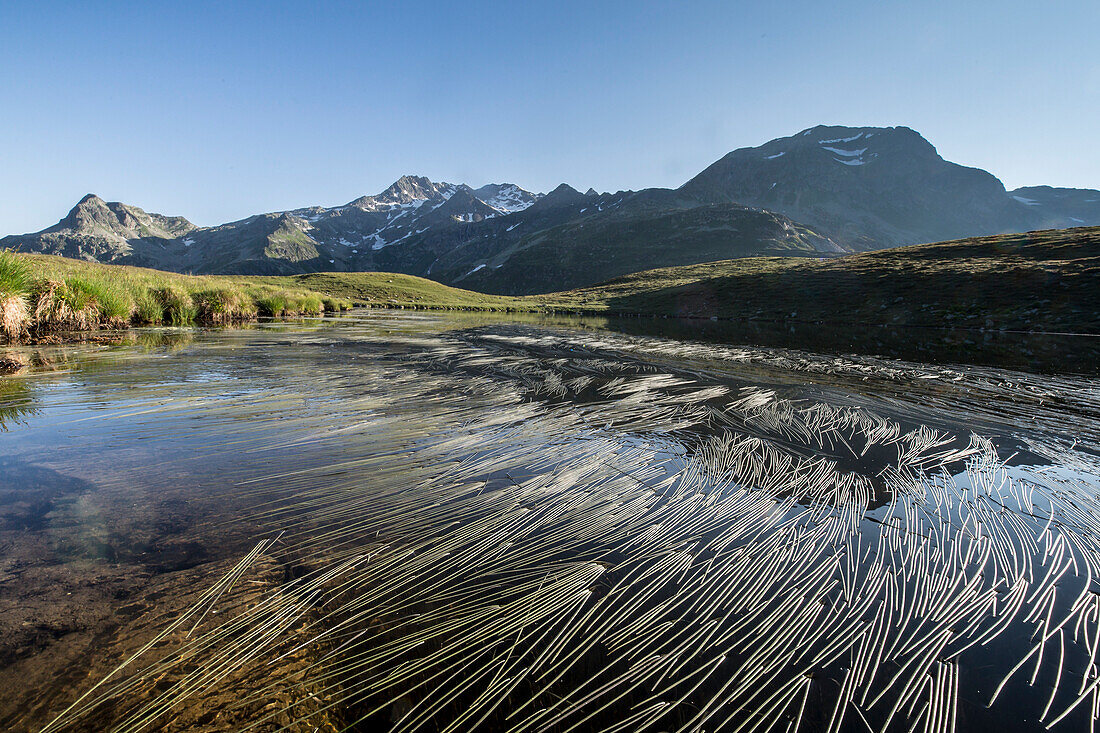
[820,145,873,166]
[819,133,864,144]
[477,184,538,215]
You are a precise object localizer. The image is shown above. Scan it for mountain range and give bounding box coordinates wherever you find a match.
[5,125,1098,294]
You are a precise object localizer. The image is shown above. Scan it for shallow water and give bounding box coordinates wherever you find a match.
[1,310,1099,732]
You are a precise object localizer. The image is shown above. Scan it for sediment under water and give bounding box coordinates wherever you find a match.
[0,310,1098,732]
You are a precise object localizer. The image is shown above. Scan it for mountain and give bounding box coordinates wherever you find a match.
[5,125,1098,293]
[3,194,196,262]
[1,177,544,275]
[1008,186,1100,228]
[2,177,844,290]
[680,125,1100,250]
[423,186,842,294]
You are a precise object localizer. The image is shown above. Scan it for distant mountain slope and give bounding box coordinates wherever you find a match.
[680,125,1100,250]
[1008,186,1100,228]
[427,186,841,295]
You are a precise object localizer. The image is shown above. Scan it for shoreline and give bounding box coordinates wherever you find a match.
[3,306,1097,379]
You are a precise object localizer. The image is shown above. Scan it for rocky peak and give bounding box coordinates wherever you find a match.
[530,183,587,211]
[346,175,457,211]
[679,123,1030,250]
[472,183,540,214]
[377,175,450,204]
[49,194,194,242]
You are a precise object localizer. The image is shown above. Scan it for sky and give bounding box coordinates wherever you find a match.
[1,0,1098,234]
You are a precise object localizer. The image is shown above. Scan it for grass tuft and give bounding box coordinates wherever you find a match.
[0,250,32,300]
[156,287,197,326]
[194,287,257,324]
[133,290,164,324]
[256,292,289,317]
[0,251,32,339]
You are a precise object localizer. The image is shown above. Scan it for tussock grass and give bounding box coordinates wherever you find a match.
[156,287,196,325]
[193,287,258,324]
[0,251,32,339]
[3,253,353,341]
[0,250,31,300]
[133,290,164,324]
[255,292,289,317]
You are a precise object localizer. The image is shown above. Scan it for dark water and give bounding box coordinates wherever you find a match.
[585,314,1100,376]
[1,310,1098,732]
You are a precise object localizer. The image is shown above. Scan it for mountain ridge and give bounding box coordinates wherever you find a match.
[679,124,1071,250]
[5,124,1098,293]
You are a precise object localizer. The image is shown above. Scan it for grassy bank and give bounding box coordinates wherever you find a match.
[3,225,1097,344]
[259,272,533,312]
[0,253,353,341]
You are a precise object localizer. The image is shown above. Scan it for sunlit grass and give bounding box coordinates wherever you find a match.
[2,252,354,339]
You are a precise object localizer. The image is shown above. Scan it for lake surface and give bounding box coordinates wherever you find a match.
[1,310,1099,732]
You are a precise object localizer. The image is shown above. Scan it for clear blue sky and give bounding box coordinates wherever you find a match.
[2,0,1097,233]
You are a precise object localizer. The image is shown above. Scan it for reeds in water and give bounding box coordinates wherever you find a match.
[35,319,1100,732]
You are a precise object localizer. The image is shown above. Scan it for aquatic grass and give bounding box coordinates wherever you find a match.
[193,287,258,324]
[32,323,1100,732]
[0,251,31,337]
[83,278,134,324]
[31,280,99,331]
[0,294,27,340]
[255,293,286,317]
[60,277,98,311]
[321,296,352,312]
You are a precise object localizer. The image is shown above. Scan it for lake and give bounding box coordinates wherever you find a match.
[1,309,1099,732]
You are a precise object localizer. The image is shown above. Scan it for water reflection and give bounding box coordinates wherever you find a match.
[594,314,1100,376]
[0,311,1097,732]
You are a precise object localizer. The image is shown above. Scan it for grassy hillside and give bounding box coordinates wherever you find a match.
[543,226,1100,334]
[3,226,1097,347]
[259,272,530,311]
